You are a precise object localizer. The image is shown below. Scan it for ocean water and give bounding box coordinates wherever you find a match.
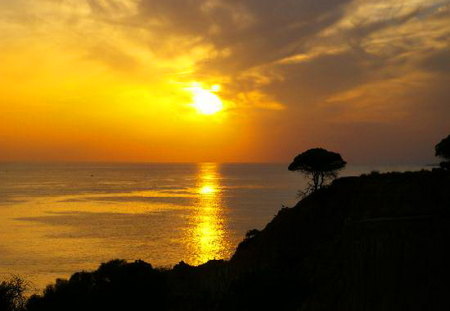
[0,162,426,290]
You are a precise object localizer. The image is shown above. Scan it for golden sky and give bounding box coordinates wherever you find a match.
[1,0,449,163]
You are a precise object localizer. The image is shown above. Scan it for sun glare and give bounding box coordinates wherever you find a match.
[190,84,223,115]
[199,185,216,195]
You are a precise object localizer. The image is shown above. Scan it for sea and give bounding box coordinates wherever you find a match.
[0,162,427,291]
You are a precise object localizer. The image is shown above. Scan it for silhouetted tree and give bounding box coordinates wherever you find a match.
[289,148,346,195]
[436,134,450,170]
[0,276,27,311]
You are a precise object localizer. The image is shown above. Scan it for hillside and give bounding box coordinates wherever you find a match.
[229,169,450,310]
[23,169,450,311]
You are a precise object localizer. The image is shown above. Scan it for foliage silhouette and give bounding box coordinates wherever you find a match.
[435,134,450,169]
[0,276,27,311]
[26,259,167,311]
[288,148,346,195]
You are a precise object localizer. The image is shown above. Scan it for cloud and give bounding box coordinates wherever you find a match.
[420,48,450,73]
[137,0,352,70]
[1,0,449,163]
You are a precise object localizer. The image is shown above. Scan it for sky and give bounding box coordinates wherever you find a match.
[1,0,449,164]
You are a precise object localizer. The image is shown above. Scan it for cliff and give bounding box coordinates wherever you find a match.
[24,169,450,311]
[228,169,450,310]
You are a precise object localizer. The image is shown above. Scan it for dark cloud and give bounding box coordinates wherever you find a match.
[137,0,352,71]
[266,51,369,105]
[420,49,450,73]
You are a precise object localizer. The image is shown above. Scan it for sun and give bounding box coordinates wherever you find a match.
[190,84,223,115]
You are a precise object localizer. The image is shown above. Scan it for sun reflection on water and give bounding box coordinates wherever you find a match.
[188,163,231,264]
[198,185,217,195]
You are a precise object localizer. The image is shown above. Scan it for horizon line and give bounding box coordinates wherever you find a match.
[0,160,434,167]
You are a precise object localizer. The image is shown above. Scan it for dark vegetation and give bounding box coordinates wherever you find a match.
[0,277,27,311]
[2,168,448,311]
[288,148,346,196]
[25,260,166,311]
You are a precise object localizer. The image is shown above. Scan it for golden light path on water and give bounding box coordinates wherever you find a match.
[188,163,231,264]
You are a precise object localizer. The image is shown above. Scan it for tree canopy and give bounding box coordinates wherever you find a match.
[289,148,346,194]
[435,134,450,169]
